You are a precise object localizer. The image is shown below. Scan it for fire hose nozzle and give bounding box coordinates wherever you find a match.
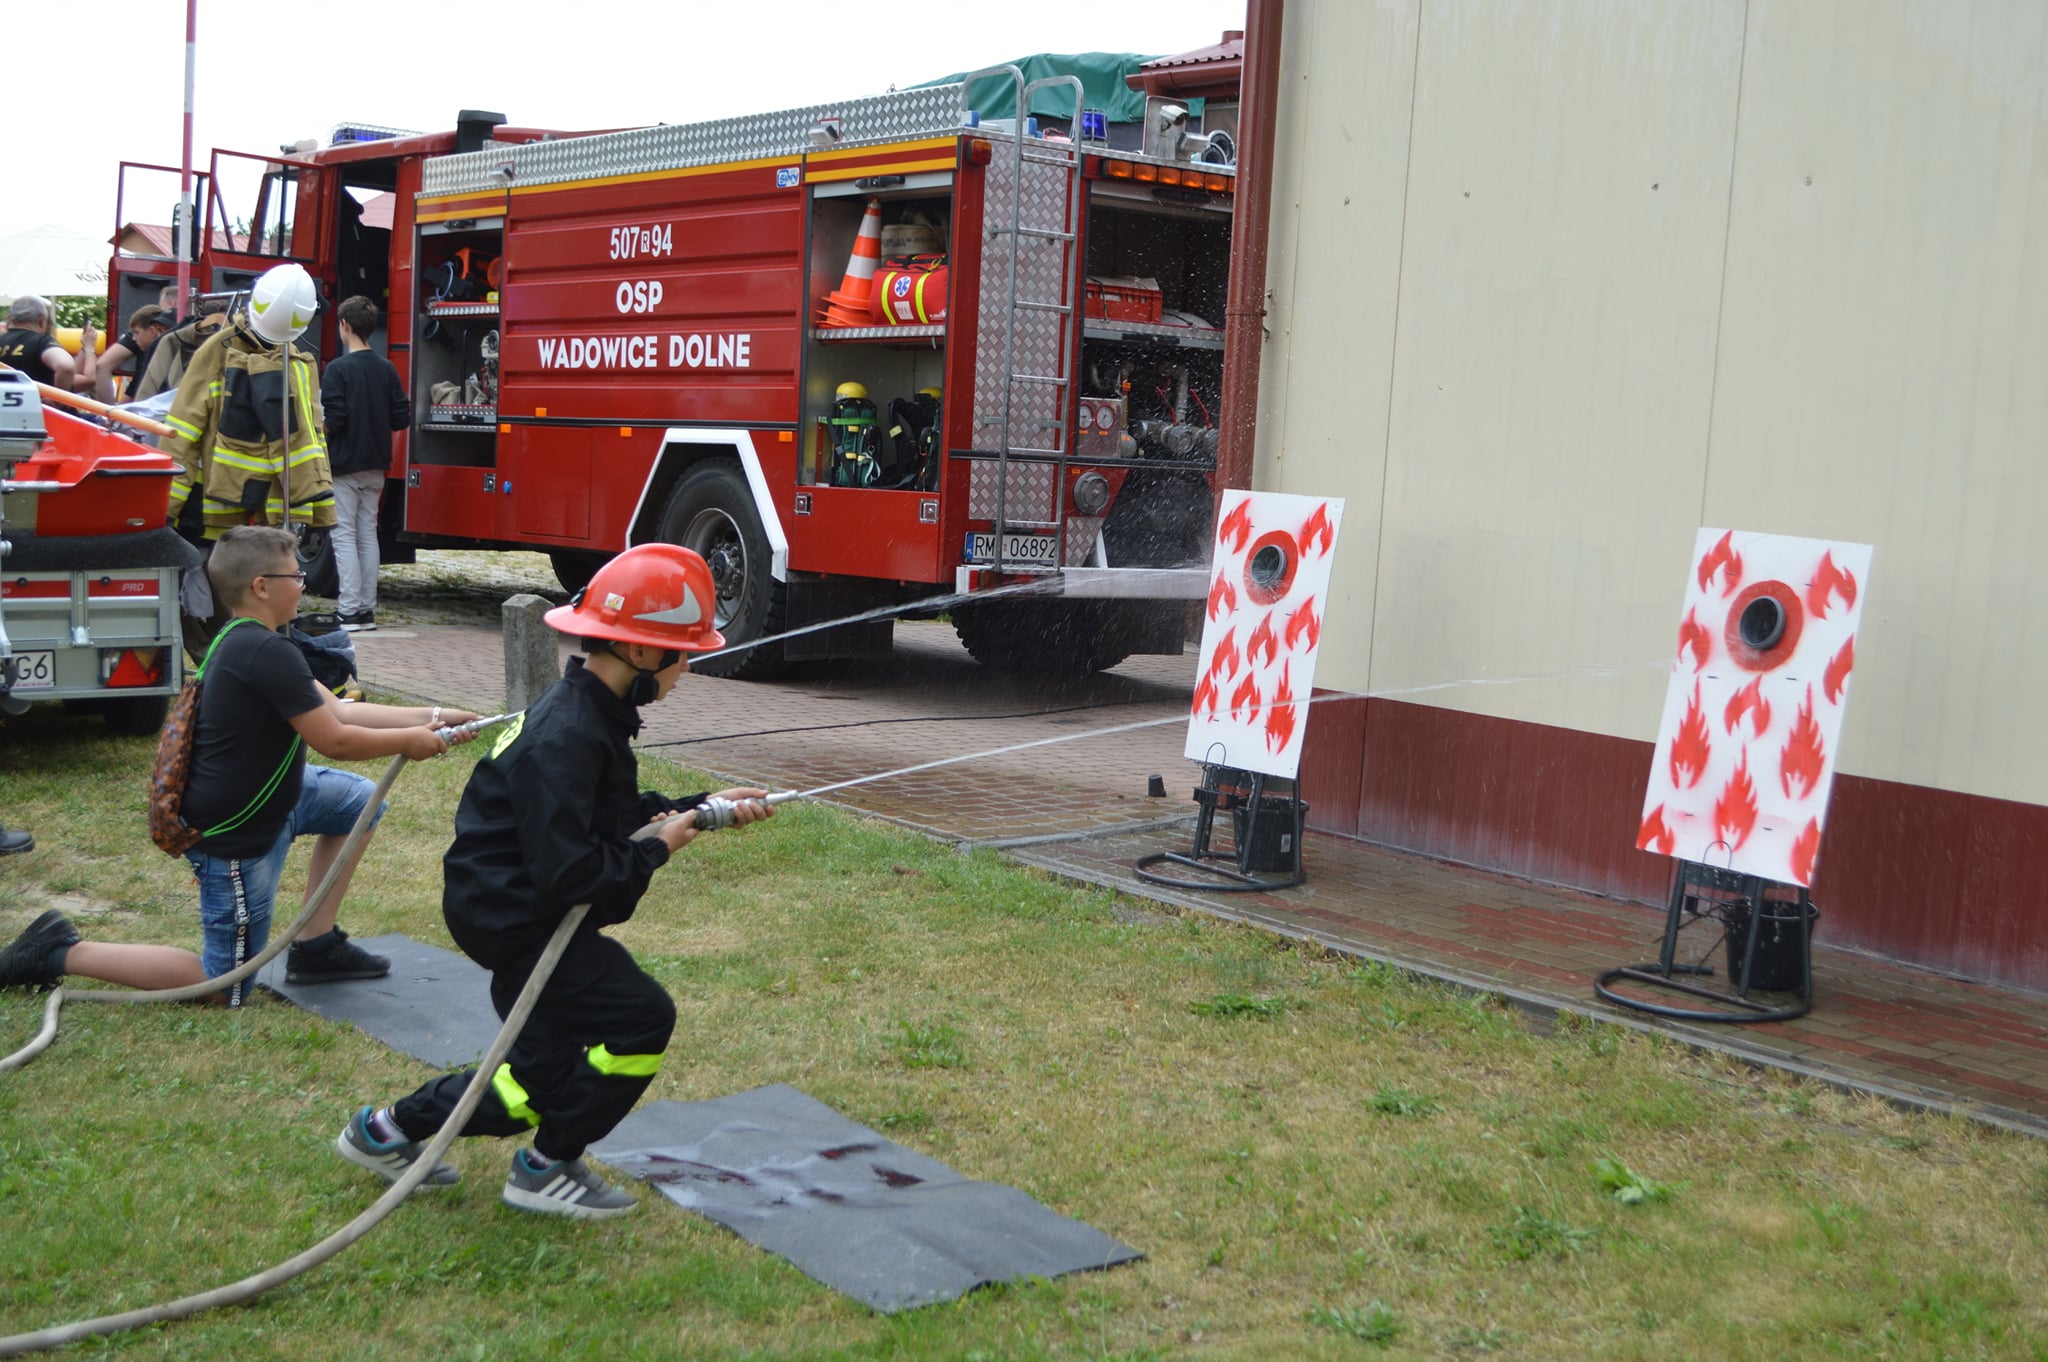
[685,790,799,833]
[435,711,517,739]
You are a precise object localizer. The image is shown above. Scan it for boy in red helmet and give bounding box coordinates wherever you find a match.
[335,544,773,1218]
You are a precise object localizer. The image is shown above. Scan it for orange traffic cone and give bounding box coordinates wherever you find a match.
[818,198,884,327]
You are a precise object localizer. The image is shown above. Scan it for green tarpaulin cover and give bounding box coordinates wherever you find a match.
[916,53,1202,125]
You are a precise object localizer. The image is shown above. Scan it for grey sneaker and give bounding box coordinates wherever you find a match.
[334,1107,459,1188]
[286,927,390,984]
[502,1150,637,1220]
[0,909,81,989]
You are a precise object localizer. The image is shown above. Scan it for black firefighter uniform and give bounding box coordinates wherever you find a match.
[162,321,336,538]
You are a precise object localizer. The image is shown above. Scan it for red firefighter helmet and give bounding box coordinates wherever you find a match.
[543,544,726,653]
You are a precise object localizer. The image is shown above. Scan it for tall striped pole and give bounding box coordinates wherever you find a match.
[174,0,196,316]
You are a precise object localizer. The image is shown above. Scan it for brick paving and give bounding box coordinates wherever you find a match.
[353,614,2048,1138]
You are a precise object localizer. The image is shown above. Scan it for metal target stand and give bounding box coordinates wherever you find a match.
[1595,860,1819,1023]
[1136,762,1308,892]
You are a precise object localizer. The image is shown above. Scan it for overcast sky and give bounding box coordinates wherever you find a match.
[13,0,1246,246]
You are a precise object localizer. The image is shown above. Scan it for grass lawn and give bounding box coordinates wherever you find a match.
[2,703,2046,1360]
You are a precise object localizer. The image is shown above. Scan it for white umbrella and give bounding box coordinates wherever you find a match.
[0,224,110,300]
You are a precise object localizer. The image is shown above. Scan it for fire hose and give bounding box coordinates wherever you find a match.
[0,766,792,1356]
[0,714,515,1074]
[0,362,177,440]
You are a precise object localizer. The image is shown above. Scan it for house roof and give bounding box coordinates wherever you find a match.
[1128,31,1244,100]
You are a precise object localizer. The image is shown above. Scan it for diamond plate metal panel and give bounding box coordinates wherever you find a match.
[422,85,969,197]
[971,141,1079,473]
[1064,517,1103,566]
[968,460,1056,524]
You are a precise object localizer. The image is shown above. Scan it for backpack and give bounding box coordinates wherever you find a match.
[148,618,304,856]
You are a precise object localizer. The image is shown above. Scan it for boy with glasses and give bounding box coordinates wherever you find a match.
[0,526,481,1004]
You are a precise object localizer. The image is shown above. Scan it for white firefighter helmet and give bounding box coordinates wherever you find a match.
[246,263,319,345]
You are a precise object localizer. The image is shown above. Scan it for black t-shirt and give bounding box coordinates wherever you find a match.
[181,620,325,857]
[0,328,62,385]
[114,330,150,381]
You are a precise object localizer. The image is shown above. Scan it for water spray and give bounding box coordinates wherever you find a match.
[690,576,1065,665]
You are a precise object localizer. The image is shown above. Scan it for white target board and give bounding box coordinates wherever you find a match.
[1637,528,1872,886]
[1184,490,1345,779]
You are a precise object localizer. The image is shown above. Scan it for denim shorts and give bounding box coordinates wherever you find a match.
[185,765,384,1006]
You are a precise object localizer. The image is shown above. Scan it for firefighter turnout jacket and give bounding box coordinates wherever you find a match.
[442,657,706,954]
[162,319,336,539]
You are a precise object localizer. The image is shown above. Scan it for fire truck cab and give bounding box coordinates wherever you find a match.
[113,69,1235,678]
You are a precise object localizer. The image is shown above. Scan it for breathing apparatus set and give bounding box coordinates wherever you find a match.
[821,381,941,490]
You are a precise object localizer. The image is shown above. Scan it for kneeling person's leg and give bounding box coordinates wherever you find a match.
[284,765,390,983]
[187,833,291,1006]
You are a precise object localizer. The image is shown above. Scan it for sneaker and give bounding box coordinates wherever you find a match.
[340,611,377,633]
[0,909,80,989]
[285,927,390,984]
[0,827,33,856]
[334,1107,459,1189]
[502,1149,638,1220]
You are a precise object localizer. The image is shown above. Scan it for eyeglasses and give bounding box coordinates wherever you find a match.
[257,572,308,584]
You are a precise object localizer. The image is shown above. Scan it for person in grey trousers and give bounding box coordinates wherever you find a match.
[319,296,409,631]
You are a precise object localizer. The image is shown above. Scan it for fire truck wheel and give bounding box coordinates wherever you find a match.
[298,526,340,599]
[952,600,1135,676]
[99,694,171,737]
[657,461,787,680]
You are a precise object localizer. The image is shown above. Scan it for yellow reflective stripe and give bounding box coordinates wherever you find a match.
[166,482,192,508]
[489,712,526,757]
[212,446,278,473]
[285,444,326,468]
[490,1064,541,1126]
[587,1044,662,1078]
[165,415,202,440]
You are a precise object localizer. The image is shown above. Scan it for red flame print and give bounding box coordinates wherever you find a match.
[1246,613,1280,668]
[1191,671,1219,719]
[1778,686,1826,801]
[1722,675,1772,738]
[1823,634,1855,705]
[1206,569,1237,622]
[1284,601,1322,653]
[1299,503,1334,557]
[1265,664,1297,753]
[1677,606,1710,673]
[1670,682,1712,789]
[1209,627,1240,683]
[1713,754,1760,852]
[1230,673,1262,723]
[1637,803,1676,856]
[1697,530,1743,598]
[1790,818,1821,884]
[1218,498,1254,554]
[1804,550,1859,620]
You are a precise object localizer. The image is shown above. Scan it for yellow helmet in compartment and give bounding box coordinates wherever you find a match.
[835,381,869,401]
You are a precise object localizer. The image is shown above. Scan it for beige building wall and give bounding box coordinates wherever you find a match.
[1262,0,2048,805]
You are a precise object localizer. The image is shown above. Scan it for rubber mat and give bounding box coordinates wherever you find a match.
[590,1084,1143,1312]
[257,933,499,1069]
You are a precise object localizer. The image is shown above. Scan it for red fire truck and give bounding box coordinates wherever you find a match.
[110,70,1235,677]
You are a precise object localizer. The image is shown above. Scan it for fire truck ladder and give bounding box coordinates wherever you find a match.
[966,67,1085,577]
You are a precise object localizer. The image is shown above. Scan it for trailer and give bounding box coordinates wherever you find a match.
[110,67,1236,677]
[0,370,193,733]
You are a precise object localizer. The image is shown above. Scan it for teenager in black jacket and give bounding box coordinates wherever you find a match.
[318,296,409,631]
